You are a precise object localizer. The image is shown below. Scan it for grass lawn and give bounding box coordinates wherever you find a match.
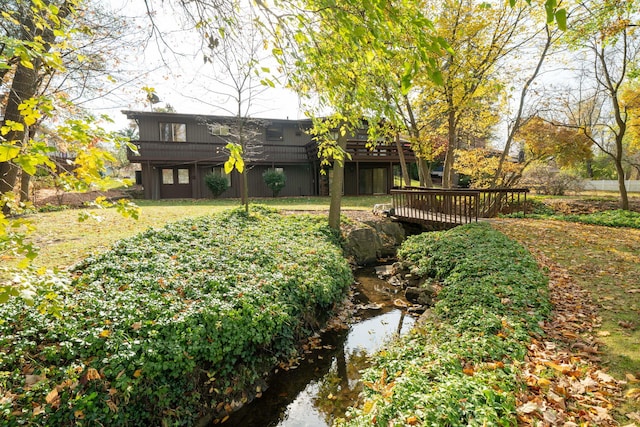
[22,195,391,270]
[492,218,640,419]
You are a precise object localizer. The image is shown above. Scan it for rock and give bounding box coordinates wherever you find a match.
[374,264,394,278]
[343,227,381,265]
[343,219,406,266]
[405,286,434,306]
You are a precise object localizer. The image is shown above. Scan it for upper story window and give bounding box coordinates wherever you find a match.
[266,124,283,141]
[206,123,230,136]
[159,122,186,142]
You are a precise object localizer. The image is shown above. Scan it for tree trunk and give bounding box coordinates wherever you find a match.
[615,160,629,210]
[19,170,31,202]
[395,133,411,187]
[242,170,249,214]
[493,25,552,188]
[328,134,348,231]
[0,63,39,201]
[442,107,456,188]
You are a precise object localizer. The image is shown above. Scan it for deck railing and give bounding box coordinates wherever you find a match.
[476,188,529,217]
[391,187,529,229]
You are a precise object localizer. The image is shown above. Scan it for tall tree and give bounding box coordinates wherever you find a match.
[563,0,639,209]
[191,5,272,213]
[0,0,78,201]
[419,0,540,188]
[491,7,564,187]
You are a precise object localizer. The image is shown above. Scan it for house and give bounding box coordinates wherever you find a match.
[123,110,417,199]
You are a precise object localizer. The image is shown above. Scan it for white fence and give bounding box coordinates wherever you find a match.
[584,180,640,192]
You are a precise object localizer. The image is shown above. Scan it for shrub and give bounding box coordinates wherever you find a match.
[262,169,286,197]
[204,173,229,197]
[0,206,352,426]
[337,223,550,427]
[521,164,585,195]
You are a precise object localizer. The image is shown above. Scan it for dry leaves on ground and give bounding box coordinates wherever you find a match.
[516,249,628,427]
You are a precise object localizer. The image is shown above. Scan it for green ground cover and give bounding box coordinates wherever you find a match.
[336,223,551,426]
[0,206,352,426]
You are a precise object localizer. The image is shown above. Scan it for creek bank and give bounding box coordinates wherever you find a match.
[215,266,419,427]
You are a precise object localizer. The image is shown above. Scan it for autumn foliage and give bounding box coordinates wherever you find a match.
[516,117,593,169]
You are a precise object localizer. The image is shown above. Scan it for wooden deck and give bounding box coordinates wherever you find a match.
[390,187,529,230]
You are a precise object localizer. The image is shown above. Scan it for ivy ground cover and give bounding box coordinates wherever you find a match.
[336,223,551,426]
[0,206,352,426]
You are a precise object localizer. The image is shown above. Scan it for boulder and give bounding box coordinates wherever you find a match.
[404,286,434,306]
[343,219,406,265]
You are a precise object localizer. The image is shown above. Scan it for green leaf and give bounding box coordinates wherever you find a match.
[544,0,557,24]
[0,144,21,162]
[555,8,567,31]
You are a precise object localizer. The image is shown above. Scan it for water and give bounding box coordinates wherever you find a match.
[217,266,416,427]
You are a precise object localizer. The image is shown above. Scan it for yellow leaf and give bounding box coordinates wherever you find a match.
[362,400,375,414]
[0,144,20,162]
[133,369,142,378]
[538,378,551,387]
[626,388,640,400]
[20,58,34,69]
[74,410,85,419]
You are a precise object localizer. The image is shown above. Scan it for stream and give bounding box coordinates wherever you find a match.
[217,265,417,427]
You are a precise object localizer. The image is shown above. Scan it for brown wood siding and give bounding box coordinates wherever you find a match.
[247,165,314,198]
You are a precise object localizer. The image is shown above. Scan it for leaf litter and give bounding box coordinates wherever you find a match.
[492,218,640,426]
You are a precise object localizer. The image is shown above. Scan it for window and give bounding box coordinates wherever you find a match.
[162,169,174,184]
[207,123,230,136]
[266,124,283,141]
[177,169,190,184]
[159,123,186,142]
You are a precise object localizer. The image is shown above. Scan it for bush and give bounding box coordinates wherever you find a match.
[262,169,286,197]
[0,206,352,426]
[204,173,229,197]
[521,164,585,195]
[337,223,550,427]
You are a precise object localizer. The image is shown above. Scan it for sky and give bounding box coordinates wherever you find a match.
[88,0,305,131]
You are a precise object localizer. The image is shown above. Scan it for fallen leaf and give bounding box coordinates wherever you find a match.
[25,375,43,388]
[45,388,59,406]
[626,388,640,400]
[517,401,540,414]
[85,368,101,381]
[594,371,615,383]
[626,374,639,383]
[597,330,611,337]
